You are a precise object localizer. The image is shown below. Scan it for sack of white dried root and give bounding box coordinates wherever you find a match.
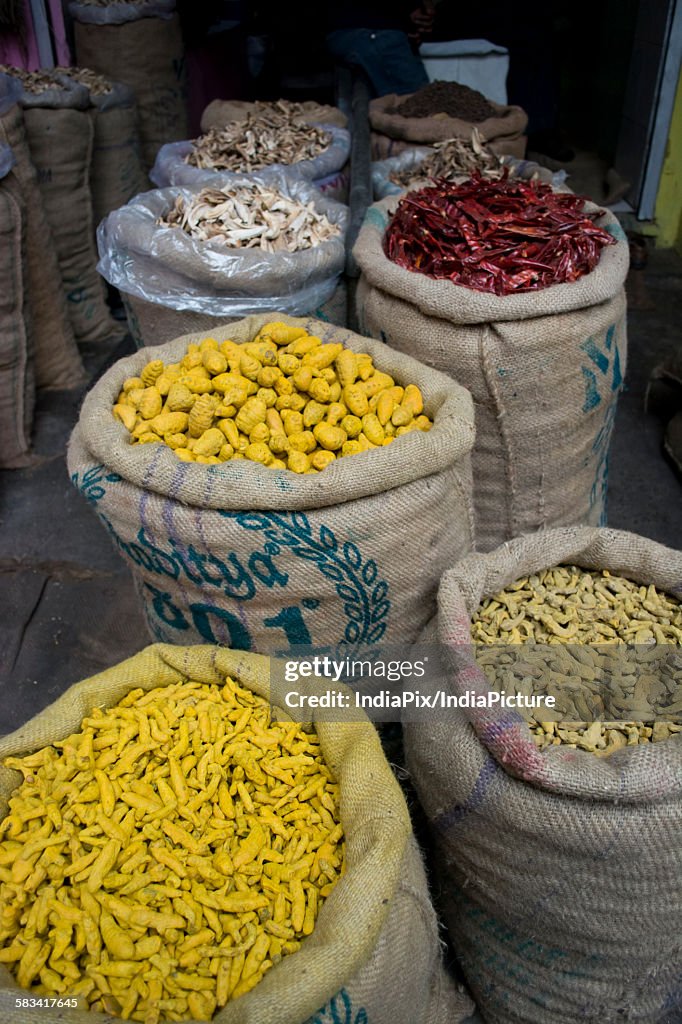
[98,171,349,344]
[404,525,682,1024]
[67,314,475,653]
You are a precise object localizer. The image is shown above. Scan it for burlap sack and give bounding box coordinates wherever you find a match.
[0,150,34,468]
[405,525,682,1024]
[0,77,84,389]
[89,81,146,227]
[121,279,349,349]
[370,129,527,162]
[23,104,120,344]
[355,197,629,551]
[73,11,188,172]
[66,313,475,652]
[370,91,527,146]
[0,643,474,1024]
[201,99,349,132]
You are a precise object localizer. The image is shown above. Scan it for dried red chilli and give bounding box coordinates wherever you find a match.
[383,173,617,295]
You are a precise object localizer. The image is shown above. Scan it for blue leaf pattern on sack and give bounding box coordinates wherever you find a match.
[306,988,368,1024]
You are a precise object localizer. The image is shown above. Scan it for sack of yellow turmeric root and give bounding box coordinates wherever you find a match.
[67,313,475,653]
[0,643,474,1024]
[404,526,682,1024]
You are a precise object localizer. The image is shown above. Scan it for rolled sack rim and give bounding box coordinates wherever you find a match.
[436,525,682,804]
[353,194,630,324]
[70,313,476,512]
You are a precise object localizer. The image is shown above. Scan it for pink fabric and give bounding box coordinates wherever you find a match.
[47,0,70,64]
[0,0,70,70]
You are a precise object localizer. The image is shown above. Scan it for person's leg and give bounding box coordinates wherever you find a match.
[327,28,428,96]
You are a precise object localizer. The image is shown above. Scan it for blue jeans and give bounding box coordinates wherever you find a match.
[327,28,429,97]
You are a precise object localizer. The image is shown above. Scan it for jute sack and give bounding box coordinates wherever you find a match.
[21,82,121,345]
[0,145,34,468]
[369,91,527,147]
[201,98,349,132]
[66,313,476,653]
[88,80,147,227]
[355,197,629,551]
[0,76,84,389]
[72,7,188,172]
[404,525,682,1024]
[0,642,474,1024]
[370,129,527,163]
[120,278,349,349]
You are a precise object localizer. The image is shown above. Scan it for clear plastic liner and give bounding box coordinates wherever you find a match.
[372,146,568,199]
[69,0,175,25]
[0,142,15,179]
[0,71,90,110]
[97,169,349,318]
[150,124,351,189]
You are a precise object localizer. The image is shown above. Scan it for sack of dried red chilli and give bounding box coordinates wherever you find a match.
[354,175,630,552]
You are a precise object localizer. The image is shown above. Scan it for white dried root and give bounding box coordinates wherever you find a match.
[0,65,113,96]
[158,182,340,253]
[186,113,332,173]
[472,565,682,755]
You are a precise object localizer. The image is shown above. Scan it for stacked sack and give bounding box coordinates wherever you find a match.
[0,140,35,467]
[0,66,121,345]
[97,171,351,345]
[70,0,188,172]
[56,66,147,226]
[0,74,84,389]
[369,80,528,161]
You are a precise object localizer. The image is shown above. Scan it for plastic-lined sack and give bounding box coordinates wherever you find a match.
[355,195,629,551]
[71,2,187,171]
[67,313,475,653]
[0,75,84,388]
[0,642,474,1024]
[0,141,34,468]
[150,125,351,192]
[371,146,565,200]
[404,525,682,1024]
[97,172,349,344]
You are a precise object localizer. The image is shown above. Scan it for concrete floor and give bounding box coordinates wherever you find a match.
[1,254,681,737]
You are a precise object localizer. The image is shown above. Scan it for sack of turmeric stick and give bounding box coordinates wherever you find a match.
[67,313,476,653]
[354,193,629,551]
[404,525,682,1024]
[0,642,475,1024]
